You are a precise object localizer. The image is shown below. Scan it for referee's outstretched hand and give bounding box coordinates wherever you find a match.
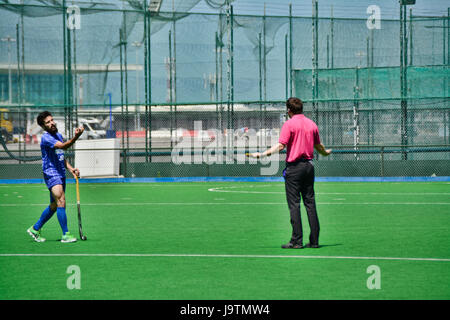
[314,143,332,156]
[247,152,261,158]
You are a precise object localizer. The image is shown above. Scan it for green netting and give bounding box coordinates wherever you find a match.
[294,65,449,100]
[0,1,448,105]
[1,99,449,177]
[0,1,448,178]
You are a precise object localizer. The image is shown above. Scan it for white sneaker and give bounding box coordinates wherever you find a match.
[61,232,77,243]
[27,226,46,242]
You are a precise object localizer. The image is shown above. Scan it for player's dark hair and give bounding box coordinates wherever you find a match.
[37,111,52,127]
[286,97,303,114]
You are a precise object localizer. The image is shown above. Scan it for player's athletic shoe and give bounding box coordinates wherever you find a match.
[61,232,77,243]
[27,226,46,242]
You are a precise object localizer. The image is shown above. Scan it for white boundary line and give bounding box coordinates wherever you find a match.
[0,253,449,262]
[208,186,450,195]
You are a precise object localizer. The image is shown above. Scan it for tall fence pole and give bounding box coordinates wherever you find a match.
[263,3,267,102]
[123,14,130,170]
[168,30,173,149]
[289,3,293,97]
[226,1,231,153]
[119,27,123,140]
[20,0,27,158]
[15,24,22,162]
[259,32,262,102]
[445,9,449,146]
[73,27,78,129]
[219,12,224,129]
[20,0,26,101]
[172,0,177,104]
[147,5,152,162]
[331,5,334,69]
[172,3,178,145]
[400,3,408,160]
[143,1,150,162]
[119,27,126,174]
[231,4,235,148]
[258,32,262,150]
[312,0,319,124]
[285,34,288,100]
[226,1,234,153]
[409,8,413,66]
[62,0,68,138]
[353,67,360,160]
[215,31,219,128]
[66,4,73,141]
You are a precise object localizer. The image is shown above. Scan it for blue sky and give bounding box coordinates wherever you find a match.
[191,0,449,19]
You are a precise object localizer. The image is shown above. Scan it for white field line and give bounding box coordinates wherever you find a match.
[0,184,215,188]
[1,202,450,207]
[0,253,449,262]
[207,187,450,195]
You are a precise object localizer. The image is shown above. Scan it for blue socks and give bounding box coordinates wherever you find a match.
[56,207,69,235]
[34,206,69,235]
[34,206,55,231]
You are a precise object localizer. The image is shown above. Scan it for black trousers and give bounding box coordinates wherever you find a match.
[284,160,320,245]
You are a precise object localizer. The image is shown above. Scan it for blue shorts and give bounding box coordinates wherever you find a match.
[45,176,66,203]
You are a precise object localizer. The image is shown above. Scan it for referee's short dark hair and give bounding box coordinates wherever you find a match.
[286,97,303,114]
[37,111,52,127]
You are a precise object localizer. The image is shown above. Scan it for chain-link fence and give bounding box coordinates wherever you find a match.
[1,98,448,178]
[0,1,448,179]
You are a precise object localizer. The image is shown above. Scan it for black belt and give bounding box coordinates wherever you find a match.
[286,158,312,166]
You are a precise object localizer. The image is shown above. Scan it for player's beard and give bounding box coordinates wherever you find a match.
[47,124,58,134]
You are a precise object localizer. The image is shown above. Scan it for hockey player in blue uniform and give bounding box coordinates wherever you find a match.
[27,111,84,243]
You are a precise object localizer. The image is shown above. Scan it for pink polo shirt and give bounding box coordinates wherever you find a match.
[278,114,321,162]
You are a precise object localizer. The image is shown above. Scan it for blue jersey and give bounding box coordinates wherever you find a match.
[40,131,66,179]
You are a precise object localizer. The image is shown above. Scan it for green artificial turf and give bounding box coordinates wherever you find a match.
[0,181,449,299]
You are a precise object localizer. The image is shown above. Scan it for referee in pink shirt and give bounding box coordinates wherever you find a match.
[249,97,331,249]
